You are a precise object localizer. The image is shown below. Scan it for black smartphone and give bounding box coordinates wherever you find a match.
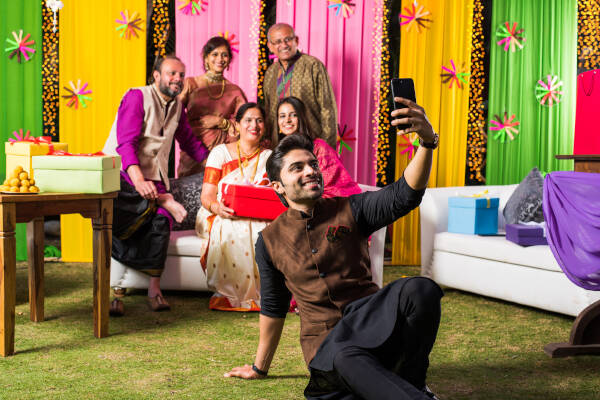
[390,78,416,132]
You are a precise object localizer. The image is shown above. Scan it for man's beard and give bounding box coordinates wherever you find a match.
[285,174,324,203]
[158,80,182,98]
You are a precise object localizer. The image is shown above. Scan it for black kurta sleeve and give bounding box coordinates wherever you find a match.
[256,232,292,318]
[349,176,426,237]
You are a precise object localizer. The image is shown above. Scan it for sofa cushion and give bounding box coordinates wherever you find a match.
[167,230,205,257]
[170,173,203,231]
[434,232,561,272]
[503,167,544,224]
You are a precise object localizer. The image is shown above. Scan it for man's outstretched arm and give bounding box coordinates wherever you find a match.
[394,97,436,191]
[225,234,292,379]
[350,97,436,236]
[225,315,285,379]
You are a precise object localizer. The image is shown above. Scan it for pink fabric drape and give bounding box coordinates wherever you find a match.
[276,0,380,185]
[175,0,261,102]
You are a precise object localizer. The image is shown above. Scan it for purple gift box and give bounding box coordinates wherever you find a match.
[505,224,547,246]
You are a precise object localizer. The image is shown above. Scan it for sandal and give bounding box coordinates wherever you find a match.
[147,294,171,312]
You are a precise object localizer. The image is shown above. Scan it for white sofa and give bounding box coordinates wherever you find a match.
[419,185,600,317]
[110,184,386,293]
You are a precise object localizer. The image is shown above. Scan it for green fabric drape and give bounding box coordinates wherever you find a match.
[0,1,43,260]
[487,0,576,184]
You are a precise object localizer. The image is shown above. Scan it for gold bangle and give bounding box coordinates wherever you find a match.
[210,201,219,214]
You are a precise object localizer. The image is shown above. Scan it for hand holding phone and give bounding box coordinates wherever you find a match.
[390,78,416,133]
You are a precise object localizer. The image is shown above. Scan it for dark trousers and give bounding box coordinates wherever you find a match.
[112,178,170,277]
[330,277,442,400]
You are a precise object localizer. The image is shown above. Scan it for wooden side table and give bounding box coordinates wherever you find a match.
[555,154,600,173]
[0,192,117,356]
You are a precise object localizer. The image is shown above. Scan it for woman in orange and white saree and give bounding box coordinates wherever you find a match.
[196,103,272,311]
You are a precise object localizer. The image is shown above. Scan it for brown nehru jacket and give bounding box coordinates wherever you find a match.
[261,197,379,366]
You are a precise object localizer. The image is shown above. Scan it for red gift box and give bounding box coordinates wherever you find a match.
[221,183,287,220]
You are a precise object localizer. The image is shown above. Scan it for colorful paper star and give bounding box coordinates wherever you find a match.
[219,31,240,53]
[399,1,432,33]
[337,124,356,156]
[441,59,470,89]
[398,133,420,160]
[115,10,144,40]
[535,75,563,107]
[5,30,35,63]
[178,0,208,16]
[62,80,93,109]
[328,0,355,19]
[496,22,525,52]
[489,112,520,143]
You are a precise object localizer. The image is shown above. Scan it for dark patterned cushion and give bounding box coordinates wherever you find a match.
[169,173,203,231]
[503,167,544,225]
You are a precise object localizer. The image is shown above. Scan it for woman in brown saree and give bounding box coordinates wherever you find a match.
[178,36,247,177]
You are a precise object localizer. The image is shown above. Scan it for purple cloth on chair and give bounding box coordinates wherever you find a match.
[543,171,600,290]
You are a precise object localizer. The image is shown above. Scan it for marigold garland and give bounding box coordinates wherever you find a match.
[42,1,59,137]
[150,0,170,62]
[375,0,392,186]
[578,0,600,71]
[466,0,489,184]
[257,0,268,102]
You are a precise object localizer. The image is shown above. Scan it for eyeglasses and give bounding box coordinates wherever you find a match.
[270,36,296,46]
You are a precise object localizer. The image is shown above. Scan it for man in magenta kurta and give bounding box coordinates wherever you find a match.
[104,56,208,313]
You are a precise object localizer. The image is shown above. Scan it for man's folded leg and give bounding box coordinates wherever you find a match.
[332,346,430,400]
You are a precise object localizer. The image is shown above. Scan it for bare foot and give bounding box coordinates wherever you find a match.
[157,193,187,223]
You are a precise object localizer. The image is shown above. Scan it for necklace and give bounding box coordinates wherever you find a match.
[237,140,261,183]
[204,75,226,100]
[205,70,224,82]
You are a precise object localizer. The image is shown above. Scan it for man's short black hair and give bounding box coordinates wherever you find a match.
[266,133,315,183]
[150,55,183,83]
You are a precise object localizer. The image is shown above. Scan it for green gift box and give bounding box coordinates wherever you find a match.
[32,154,121,194]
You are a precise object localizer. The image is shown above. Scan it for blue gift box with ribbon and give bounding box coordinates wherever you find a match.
[447,196,499,235]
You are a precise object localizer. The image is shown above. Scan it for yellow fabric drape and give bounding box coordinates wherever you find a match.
[392,0,473,265]
[59,1,146,261]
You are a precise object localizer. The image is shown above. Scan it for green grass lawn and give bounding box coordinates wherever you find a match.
[0,262,598,399]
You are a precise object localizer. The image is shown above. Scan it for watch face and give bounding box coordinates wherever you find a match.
[420,134,439,149]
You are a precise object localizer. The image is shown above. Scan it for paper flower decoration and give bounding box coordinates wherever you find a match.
[62,80,93,109]
[489,112,520,143]
[328,0,355,19]
[535,75,563,107]
[441,59,470,89]
[337,124,356,156]
[219,31,239,53]
[115,10,143,39]
[496,22,525,52]
[399,1,432,33]
[5,30,35,63]
[178,0,208,15]
[398,133,420,160]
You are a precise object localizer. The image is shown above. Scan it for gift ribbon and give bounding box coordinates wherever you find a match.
[463,189,491,208]
[47,150,117,168]
[9,129,55,154]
